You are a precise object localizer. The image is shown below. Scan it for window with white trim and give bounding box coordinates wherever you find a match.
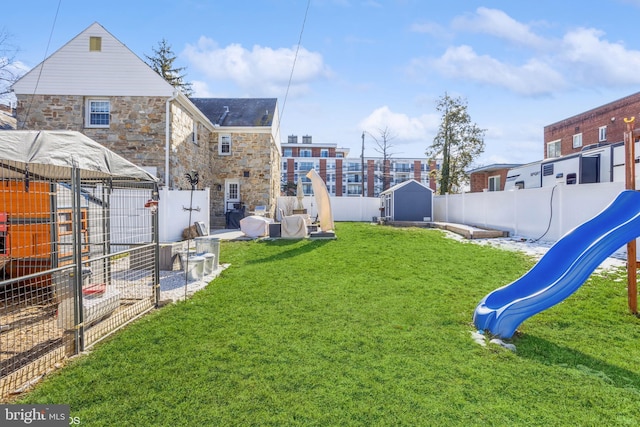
[300,149,311,157]
[547,139,561,158]
[219,134,231,155]
[599,126,607,142]
[572,133,582,149]
[283,148,292,157]
[85,99,110,128]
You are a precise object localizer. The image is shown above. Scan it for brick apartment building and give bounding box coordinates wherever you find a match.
[544,91,640,159]
[281,135,437,197]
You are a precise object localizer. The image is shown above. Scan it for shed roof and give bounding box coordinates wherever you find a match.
[190,98,277,127]
[0,130,158,182]
[380,179,432,195]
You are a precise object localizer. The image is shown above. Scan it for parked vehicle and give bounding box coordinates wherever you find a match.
[504,141,639,190]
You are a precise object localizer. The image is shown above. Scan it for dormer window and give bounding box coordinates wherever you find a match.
[89,36,102,52]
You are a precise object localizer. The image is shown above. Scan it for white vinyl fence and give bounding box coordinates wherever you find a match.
[157,187,210,242]
[276,196,381,222]
[433,181,626,242]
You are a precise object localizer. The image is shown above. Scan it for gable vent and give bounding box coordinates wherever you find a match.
[89,36,102,52]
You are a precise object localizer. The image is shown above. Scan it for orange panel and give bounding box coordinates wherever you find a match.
[0,181,51,218]
[9,224,51,257]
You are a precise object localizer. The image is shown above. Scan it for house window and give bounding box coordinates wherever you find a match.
[219,134,231,155]
[547,140,561,158]
[192,122,198,145]
[488,175,501,191]
[320,149,328,158]
[283,148,292,157]
[85,98,110,128]
[89,36,102,52]
[300,149,311,157]
[572,133,582,149]
[599,126,607,142]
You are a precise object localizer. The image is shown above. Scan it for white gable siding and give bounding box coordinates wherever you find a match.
[12,22,174,97]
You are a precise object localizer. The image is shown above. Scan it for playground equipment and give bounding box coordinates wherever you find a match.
[473,118,640,338]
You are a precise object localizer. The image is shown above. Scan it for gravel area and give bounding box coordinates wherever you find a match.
[158,264,229,303]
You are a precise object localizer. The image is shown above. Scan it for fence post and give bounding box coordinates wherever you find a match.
[71,165,84,354]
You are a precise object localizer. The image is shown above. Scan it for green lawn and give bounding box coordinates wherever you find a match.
[17,223,640,426]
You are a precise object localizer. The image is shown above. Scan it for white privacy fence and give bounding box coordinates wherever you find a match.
[276,196,381,222]
[433,182,627,242]
[157,187,210,242]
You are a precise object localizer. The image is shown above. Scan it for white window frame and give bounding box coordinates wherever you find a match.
[599,126,607,142]
[572,133,582,149]
[85,98,110,128]
[192,122,198,145]
[283,148,292,157]
[219,133,231,156]
[300,149,311,158]
[547,139,561,158]
[488,175,501,192]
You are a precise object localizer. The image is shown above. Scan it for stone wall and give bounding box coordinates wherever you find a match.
[16,95,168,181]
[210,132,280,218]
[168,103,215,190]
[16,94,281,225]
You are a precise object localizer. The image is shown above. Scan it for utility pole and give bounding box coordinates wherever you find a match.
[361,131,365,197]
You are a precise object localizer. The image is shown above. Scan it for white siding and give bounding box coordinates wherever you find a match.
[12,22,174,97]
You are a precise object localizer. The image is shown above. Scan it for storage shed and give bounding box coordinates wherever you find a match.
[380,179,433,222]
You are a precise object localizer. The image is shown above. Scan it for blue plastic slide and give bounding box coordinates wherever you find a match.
[473,190,640,339]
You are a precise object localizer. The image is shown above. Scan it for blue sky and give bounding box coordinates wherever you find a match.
[5,0,640,165]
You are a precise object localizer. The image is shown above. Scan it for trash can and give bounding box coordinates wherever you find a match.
[194,237,220,270]
[202,253,215,275]
[186,255,205,281]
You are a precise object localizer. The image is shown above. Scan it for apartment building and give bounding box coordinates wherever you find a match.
[281,135,437,197]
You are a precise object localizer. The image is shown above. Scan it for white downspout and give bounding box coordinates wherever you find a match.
[165,90,179,187]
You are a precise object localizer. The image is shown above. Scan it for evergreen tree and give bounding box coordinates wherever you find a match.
[427,93,485,194]
[145,39,193,96]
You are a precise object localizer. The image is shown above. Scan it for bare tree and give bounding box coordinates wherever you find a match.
[367,127,398,191]
[0,28,21,104]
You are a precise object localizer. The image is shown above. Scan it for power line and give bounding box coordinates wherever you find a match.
[279,0,311,130]
[21,0,62,129]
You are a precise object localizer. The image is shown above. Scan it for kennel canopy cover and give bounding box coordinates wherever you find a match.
[0,130,158,182]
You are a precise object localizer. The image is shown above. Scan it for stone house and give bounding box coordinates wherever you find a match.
[190,98,281,222]
[11,22,281,228]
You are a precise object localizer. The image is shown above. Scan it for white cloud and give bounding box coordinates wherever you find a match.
[183,37,333,97]
[359,106,440,145]
[452,7,549,50]
[419,45,566,96]
[409,21,450,39]
[559,27,640,86]
[413,8,640,96]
